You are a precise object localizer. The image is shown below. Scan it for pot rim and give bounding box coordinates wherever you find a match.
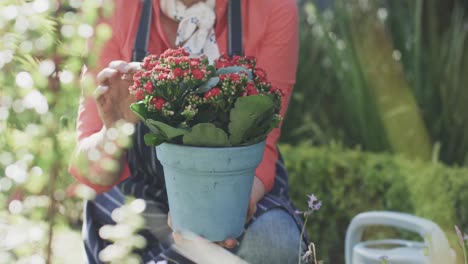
[157,139,266,151]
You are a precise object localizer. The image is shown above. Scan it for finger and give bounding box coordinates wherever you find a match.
[121,72,136,82]
[93,85,109,99]
[217,238,238,249]
[167,213,172,229]
[246,198,257,223]
[122,62,143,81]
[97,68,118,84]
[127,62,142,72]
[172,231,183,244]
[108,60,130,73]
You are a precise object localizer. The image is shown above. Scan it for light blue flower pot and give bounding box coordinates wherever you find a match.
[156,140,266,242]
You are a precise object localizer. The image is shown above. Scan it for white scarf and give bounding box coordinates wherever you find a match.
[160,0,220,62]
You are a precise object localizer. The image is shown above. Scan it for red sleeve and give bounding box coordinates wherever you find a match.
[68,6,131,193]
[254,0,299,192]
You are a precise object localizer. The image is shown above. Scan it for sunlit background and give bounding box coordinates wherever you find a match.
[0,0,467,263]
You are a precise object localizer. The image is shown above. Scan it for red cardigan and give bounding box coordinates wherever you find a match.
[69,0,299,193]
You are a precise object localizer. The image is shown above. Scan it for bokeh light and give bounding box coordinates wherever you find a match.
[59,70,74,84]
[32,0,50,13]
[0,177,13,192]
[0,50,14,69]
[23,90,49,115]
[5,163,28,184]
[2,5,18,21]
[60,25,75,38]
[78,24,93,38]
[8,200,23,214]
[38,60,56,76]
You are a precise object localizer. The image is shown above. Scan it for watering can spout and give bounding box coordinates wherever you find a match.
[345,211,456,264]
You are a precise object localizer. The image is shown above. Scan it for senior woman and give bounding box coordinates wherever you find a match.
[69,0,305,263]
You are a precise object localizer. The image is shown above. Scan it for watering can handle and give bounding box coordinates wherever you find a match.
[344,211,452,264]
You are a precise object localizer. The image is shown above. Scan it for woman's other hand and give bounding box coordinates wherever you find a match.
[167,213,240,249]
[95,60,141,128]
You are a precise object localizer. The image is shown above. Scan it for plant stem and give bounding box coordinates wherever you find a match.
[46,3,63,263]
[298,215,309,264]
[463,243,467,264]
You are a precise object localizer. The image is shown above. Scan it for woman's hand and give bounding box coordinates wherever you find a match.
[95,61,141,128]
[167,213,239,249]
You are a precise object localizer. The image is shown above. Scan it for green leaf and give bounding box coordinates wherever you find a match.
[195,77,219,93]
[206,65,216,75]
[130,101,149,120]
[183,123,230,147]
[144,133,166,146]
[146,119,188,139]
[217,66,253,80]
[229,95,275,145]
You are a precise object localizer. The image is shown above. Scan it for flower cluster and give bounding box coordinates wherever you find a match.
[130,48,213,119]
[130,48,283,147]
[296,194,322,217]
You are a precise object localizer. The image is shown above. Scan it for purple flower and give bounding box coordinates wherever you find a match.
[307,194,322,212]
[307,194,317,208]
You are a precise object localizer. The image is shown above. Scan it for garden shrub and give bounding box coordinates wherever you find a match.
[281,143,468,263]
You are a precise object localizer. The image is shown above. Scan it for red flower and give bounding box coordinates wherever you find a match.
[133,71,143,79]
[143,71,152,78]
[242,82,259,96]
[247,83,259,95]
[269,86,284,96]
[134,79,141,88]
[232,55,241,64]
[161,47,189,58]
[190,59,200,67]
[144,81,154,93]
[254,68,267,82]
[135,90,144,101]
[157,73,168,81]
[229,73,241,82]
[192,69,205,80]
[204,87,221,99]
[173,67,184,78]
[129,83,138,93]
[151,97,166,110]
[142,55,158,70]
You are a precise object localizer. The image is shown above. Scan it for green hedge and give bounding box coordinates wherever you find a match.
[280,143,468,263]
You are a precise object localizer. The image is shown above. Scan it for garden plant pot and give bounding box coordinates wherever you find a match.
[156,140,266,241]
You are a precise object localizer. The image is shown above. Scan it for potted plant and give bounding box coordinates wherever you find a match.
[130,48,282,241]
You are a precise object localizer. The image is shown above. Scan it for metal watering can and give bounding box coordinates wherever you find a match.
[345,211,456,264]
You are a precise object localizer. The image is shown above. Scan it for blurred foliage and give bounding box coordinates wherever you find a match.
[282,0,468,165]
[99,199,148,264]
[0,0,466,263]
[282,143,468,264]
[0,0,112,262]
